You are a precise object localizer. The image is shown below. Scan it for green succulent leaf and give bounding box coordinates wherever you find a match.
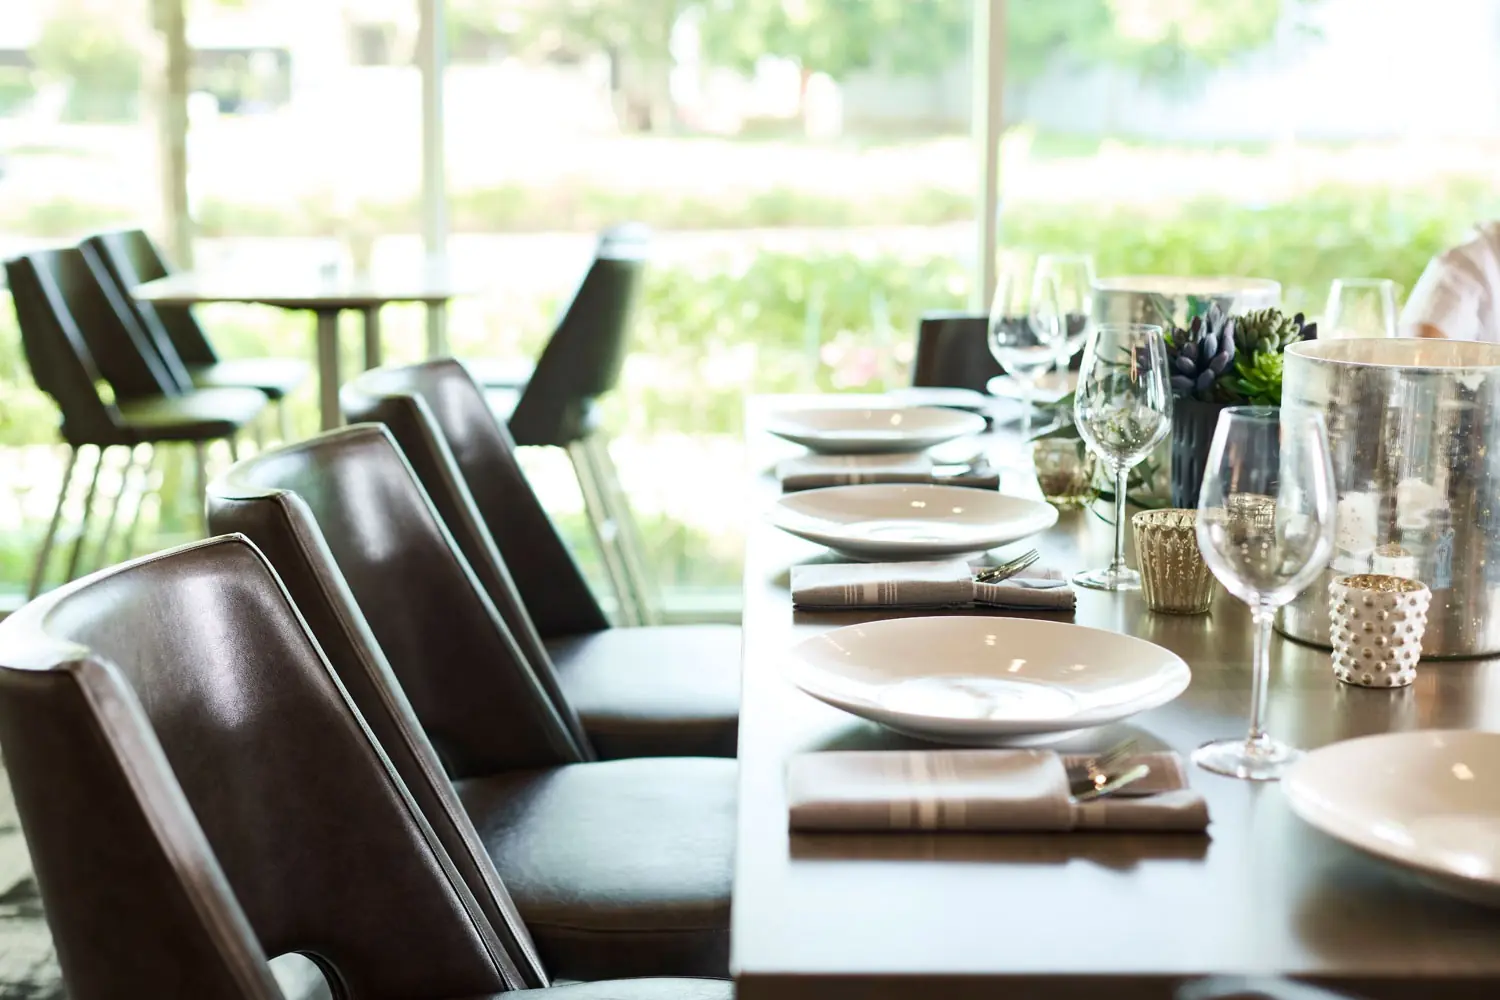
[1231,350,1284,405]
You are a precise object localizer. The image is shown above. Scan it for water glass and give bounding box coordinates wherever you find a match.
[990,258,1058,435]
[1324,278,1398,340]
[1193,406,1336,780]
[1072,323,1173,591]
[1030,253,1096,374]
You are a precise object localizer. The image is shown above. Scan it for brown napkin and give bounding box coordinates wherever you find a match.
[790,558,1075,612]
[777,453,1000,492]
[787,749,1209,833]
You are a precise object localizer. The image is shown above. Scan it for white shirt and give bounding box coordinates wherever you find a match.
[1400,220,1500,341]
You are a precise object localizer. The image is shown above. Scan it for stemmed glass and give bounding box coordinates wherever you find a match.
[1072,323,1173,591]
[1030,253,1096,377]
[1324,278,1398,339]
[1193,406,1336,781]
[988,259,1058,435]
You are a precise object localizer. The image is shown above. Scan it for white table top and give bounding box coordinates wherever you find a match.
[133,263,475,309]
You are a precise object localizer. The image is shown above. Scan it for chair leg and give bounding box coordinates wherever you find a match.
[582,434,660,626]
[63,446,106,585]
[28,445,80,600]
[92,446,140,573]
[567,440,641,627]
[120,446,158,561]
[192,442,210,537]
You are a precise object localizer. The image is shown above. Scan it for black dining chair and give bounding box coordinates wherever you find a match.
[911,311,1001,391]
[342,360,739,760]
[5,248,266,597]
[465,224,656,624]
[0,535,732,1000]
[83,228,309,442]
[207,427,735,981]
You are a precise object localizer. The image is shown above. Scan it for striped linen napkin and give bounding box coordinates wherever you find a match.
[787,749,1209,833]
[777,453,1001,492]
[790,558,1074,612]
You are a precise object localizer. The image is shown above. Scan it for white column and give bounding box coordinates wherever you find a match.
[972,0,1006,313]
[418,0,450,357]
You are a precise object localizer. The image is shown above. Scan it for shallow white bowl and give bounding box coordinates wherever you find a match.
[986,370,1076,406]
[1284,730,1500,908]
[784,616,1192,745]
[765,406,986,454]
[769,483,1058,560]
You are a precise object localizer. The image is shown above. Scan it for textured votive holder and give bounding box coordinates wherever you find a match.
[1132,509,1216,614]
[1329,574,1431,688]
[1032,438,1095,508]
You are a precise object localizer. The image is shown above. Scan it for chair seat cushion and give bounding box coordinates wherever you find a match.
[117,387,269,441]
[514,978,732,1000]
[547,626,740,760]
[190,358,309,400]
[455,757,736,982]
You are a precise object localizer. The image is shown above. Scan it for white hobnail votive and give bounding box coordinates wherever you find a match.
[1328,574,1432,688]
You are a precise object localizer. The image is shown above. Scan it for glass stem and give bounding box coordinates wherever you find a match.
[1110,463,1128,575]
[1246,604,1276,751]
[1020,382,1033,436]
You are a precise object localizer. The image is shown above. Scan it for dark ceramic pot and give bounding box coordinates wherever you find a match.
[1170,399,1234,509]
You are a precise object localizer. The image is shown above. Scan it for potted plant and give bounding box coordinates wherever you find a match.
[1166,305,1316,507]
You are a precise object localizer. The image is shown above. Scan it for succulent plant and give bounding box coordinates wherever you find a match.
[1232,351,1284,406]
[1234,308,1317,356]
[1165,303,1237,400]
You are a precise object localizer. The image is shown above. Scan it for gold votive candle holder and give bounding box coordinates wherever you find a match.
[1329,574,1431,688]
[1032,437,1095,508]
[1132,509,1216,614]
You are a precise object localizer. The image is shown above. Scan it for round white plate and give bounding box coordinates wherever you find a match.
[986,371,1076,406]
[768,483,1058,560]
[765,406,986,454]
[1284,730,1500,907]
[785,616,1192,745]
[886,387,992,413]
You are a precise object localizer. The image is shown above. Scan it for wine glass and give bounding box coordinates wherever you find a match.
[1193,406,1336,781]
[989,258,1058,435]
[1324,278,1398,339]
[1029,253,1096,378]
[1072,323,1173,591]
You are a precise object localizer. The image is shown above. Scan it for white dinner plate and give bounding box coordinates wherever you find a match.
[1284,730,1500,908]
[886,387,992,414]
[784,616,1192,745]
[768,483,1058,560]
[765,406,986,454]
[986,370,1076,406]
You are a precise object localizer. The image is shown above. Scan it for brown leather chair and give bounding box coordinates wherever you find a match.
[0,536,731,999]
[206,428,735,981]
[342,360,739,760]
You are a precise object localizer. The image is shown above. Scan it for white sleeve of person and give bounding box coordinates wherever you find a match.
[1399,221,1500,342]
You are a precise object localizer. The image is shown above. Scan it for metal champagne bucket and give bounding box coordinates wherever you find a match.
[1279,338,1500,658]
[1092,275,1281,329]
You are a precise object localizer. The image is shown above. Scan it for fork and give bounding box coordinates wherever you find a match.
[1065,738,1139,799]
[974,549,1040,583]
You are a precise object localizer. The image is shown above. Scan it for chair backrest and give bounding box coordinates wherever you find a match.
[342,360,608,639]
[911,311,1002,391]
[5,251,128,447]
[206,425,591,772]
[85,227,218,368]
[508,224,649,448]
[0,537,532,998]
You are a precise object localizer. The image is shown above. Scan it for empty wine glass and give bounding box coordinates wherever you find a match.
[989,258,1057,435]
[1072,323,1173,591]
[1324,278,1398,339]
[1193,406,1336,781]
[1030,253,1096,376]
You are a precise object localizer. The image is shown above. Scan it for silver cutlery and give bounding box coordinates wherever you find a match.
[974,549,1040,583]
[1073,763,1151,802]
[1066,738,1138,797]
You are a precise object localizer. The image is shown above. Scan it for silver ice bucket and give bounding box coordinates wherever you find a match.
[1279,338,1500,658]
[1092,275,1281,330]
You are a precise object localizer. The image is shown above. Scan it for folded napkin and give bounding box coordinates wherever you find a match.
[787,749,1209,833]
[790,558,1075,612]
[777,453,1000,492]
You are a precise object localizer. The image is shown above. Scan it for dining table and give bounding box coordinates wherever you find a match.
[133,261,473,431]
[732,393,1500,1000]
